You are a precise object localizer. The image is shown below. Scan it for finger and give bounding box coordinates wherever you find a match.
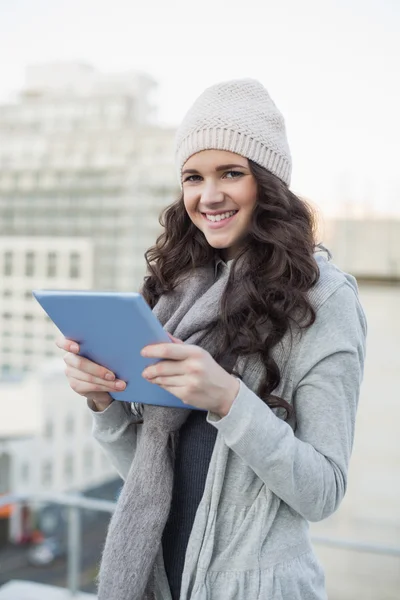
[149,375,187,388]
[65,366,126,391]
[142,360,187,380]
[63,352,116,382]
[69,377,120,396]
[141,342,199,360]
[56,337,80,353]
[167,333,184,344]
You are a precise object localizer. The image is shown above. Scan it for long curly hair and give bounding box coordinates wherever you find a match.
[142,161,320,419]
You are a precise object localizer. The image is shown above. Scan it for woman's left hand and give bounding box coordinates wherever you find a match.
[141,339,239,416]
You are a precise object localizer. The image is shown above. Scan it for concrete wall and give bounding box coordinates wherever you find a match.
[322,219,400,279]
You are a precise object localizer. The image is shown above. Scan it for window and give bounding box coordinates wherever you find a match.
[44,420,53,439]
[65,414,74,435]
[21,462,30,484]
[64,455,74,483]
[25,251,35,276]
[23,313,34,321]
[69,252,80,279]
[42,461,53,486]
[0,454,10,493]
[84,447,93,475]
[3,289,12,298]
[47,252,57,277]
[3,251,12,276]
[84,410,93,431]
[2,312,12,321]
[24,290,33,300]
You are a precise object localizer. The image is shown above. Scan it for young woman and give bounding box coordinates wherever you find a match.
[57,79,367,600]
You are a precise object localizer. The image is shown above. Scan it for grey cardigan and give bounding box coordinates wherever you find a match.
[90,256,367,600]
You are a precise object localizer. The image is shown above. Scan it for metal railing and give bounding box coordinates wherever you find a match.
[0,492,116,597]
[1,493,400,597]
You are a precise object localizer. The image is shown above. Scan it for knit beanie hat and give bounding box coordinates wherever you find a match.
[175,78,292,186]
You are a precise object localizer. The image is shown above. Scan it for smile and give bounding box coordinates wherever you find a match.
[204,210,237,222]
[201,210,238,229]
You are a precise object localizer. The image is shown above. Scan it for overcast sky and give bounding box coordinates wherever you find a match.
[0,0,399,217]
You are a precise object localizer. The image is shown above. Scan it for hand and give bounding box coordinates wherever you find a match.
[55,337,127,412]
[141,340,239,416]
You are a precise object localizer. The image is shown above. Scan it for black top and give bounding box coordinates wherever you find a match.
[161,409,218,600]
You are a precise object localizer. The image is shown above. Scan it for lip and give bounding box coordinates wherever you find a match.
[201,211,238,229]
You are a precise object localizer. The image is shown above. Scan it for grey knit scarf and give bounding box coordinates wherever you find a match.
[97,262,246,600]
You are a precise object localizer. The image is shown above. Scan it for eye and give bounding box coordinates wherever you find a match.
[224,170,244,179]
[183,174,202,183]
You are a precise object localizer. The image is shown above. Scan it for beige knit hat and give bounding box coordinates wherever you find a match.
[175,78,292,186]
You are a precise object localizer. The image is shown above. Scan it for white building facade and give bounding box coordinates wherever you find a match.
[0,237,93,377]
[0,361,119,542]
[0,63,179,378]
[0,64,178,542]
[5,363,116,496]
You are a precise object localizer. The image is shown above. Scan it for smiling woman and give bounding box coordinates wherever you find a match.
[143,143,319,414]
[59,78,367,600]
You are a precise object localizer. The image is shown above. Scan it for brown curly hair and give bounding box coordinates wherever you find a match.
[142,161,320,419]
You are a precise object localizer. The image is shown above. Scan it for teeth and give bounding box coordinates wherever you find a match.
[206,211,237,222]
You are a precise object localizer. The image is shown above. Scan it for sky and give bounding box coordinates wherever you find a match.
[0,0,399,217]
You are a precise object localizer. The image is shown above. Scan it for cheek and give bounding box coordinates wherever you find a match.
[234,181,257,212]
[248,197,258,214]
[183,192,198,219]
[237,195,257,216]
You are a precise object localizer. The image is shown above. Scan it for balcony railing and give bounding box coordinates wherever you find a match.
[1,493,400,597]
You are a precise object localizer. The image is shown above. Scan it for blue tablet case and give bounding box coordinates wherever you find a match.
[32,290,201,410]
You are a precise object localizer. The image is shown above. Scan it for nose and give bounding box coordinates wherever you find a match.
[200,180,225,207]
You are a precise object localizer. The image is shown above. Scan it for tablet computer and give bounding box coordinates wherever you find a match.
[32,289,201,410]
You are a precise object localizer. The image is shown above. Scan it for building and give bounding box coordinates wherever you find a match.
[0,63,179,377]
[0,63,178,546]
[0,360,118,544]
[322,218,400,280]
[0,237,93,377]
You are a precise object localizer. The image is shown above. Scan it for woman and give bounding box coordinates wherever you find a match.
[57,79,367,600]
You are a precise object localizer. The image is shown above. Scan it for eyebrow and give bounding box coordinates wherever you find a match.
[181,163,249,176]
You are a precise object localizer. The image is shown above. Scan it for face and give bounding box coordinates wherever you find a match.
[182,150,258,260]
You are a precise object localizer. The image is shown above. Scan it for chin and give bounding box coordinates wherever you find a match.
[204,236,235,251]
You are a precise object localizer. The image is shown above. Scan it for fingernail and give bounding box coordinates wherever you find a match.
[70,344,79,352]
[116,381,126,390]
[105,373,115,381]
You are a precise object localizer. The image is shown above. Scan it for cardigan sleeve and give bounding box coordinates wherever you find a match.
[89,400,141,480]
[207,281,367,522]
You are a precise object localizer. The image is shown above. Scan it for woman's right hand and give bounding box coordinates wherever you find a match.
[56,337,127,412]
